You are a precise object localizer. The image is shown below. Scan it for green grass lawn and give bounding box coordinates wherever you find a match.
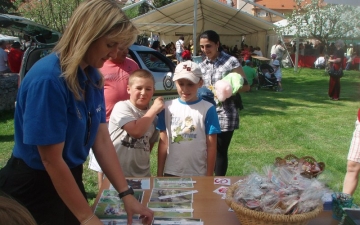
[1,67,360,206]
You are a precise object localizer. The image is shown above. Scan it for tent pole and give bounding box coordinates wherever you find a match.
[193,0,198,56]
[294,36,299,72]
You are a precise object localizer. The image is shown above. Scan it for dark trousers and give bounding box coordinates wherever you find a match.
[0,155,86,225]
[215,131,234,176]
[328,76,341,99]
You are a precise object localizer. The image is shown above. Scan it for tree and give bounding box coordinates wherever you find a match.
[0,0,17,14]
[14,0,83,33]
[153,0,175,8]
[278,0,360,48]
[135,0,175,17]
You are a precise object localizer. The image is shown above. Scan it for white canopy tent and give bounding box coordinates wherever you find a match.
[130,0,277,56]
[324,0,360,6]
[0,34,19,42]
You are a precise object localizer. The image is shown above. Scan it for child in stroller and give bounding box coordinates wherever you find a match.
[256,62,280,91]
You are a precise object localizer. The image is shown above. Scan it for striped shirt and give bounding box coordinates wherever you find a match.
[199,51,241,132]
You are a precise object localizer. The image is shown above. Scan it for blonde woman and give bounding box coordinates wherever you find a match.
[0,0,153,225]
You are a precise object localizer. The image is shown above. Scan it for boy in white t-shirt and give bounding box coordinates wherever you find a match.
[157,61,221,177]
[90,69,164,180]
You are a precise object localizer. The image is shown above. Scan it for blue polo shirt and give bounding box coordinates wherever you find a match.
[13,53,106,170]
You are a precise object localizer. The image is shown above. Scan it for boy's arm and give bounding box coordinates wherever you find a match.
[123,97,164,139]
[149,130,160,153]
[157,131,168,176]
[206,134,217,176]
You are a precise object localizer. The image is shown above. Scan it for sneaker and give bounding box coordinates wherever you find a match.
[277,88,283,92]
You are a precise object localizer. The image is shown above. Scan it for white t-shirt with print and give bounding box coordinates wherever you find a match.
[158,98,220,176]
[109,100,159,177]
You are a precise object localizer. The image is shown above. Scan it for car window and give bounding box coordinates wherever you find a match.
[137,52,172,73]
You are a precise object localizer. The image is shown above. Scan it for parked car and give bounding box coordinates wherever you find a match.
[0,14,177,100]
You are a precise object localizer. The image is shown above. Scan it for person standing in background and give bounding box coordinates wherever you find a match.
[0,41,10,74]
[275,40,285,61]
[88,46,140,189]
[242,60,258,89]
[8,41,24,73]
[253,47,263,57]
[327,39,345,101]
[181,46,191,61]
[175,36,184,64]
[151,41,160,52]
[199,30,249,176]
[188,39,194,55]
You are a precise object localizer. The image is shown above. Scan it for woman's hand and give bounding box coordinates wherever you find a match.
[81,215,103,225]
[122,195,154,225]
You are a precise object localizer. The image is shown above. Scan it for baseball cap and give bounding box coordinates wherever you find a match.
[173,60,202,83]
[272,60,280,66]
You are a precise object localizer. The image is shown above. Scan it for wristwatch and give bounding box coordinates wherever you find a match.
[118,187,134,199]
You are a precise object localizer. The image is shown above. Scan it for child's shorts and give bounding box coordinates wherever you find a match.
[348,120,360,163]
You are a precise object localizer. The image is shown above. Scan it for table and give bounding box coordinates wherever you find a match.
[290,54,317,68]
[251,55,271,66]
[93,176,339,225]
[166,54,174,59]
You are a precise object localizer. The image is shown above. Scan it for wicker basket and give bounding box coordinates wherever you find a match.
[225,183,323,225]
[275,154,325,179]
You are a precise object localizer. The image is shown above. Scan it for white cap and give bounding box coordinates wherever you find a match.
[173,60,202,83]
[272,60,280,66]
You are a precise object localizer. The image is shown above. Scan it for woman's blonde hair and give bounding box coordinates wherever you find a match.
[53,0,138,100]
[0,196,37,225]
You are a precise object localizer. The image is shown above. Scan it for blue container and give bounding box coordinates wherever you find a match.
[332,192,354,221]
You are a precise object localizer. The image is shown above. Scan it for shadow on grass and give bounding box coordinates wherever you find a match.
[0,109,14,122]
[0,134,15,142]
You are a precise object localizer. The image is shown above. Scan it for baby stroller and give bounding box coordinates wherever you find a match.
[256,63,279,91]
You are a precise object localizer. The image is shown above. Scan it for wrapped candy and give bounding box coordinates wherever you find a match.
[231,165,326,215]
[214,80,232,102]
[213,72,244,102]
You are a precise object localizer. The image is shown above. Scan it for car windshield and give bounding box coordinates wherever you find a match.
[137,52,171,73]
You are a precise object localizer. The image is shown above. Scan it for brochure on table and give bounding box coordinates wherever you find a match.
[96,177,203,225]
